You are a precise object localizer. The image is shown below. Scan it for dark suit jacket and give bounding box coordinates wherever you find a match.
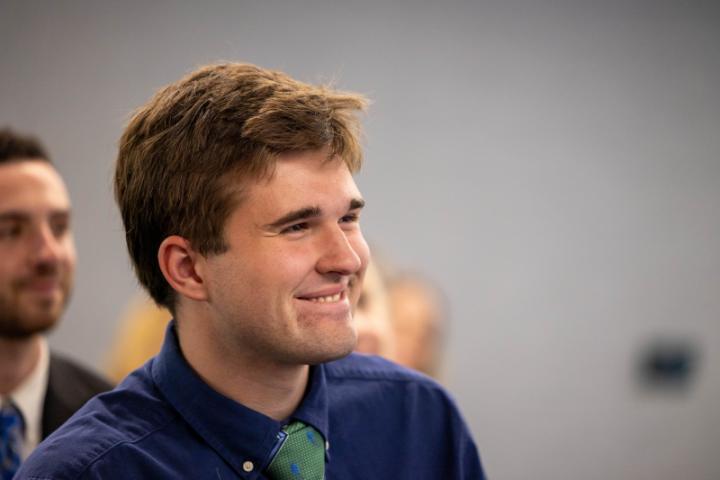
[41,353,113,439]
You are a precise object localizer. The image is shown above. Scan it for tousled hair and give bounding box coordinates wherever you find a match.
[114,62,367,311]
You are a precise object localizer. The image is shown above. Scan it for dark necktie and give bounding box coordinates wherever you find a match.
[265,421,325,480]
[0,403,24,480]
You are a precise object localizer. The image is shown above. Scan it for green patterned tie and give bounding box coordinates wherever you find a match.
[265,421,325,480]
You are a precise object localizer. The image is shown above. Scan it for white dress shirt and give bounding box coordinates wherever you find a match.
[1,338,50,460]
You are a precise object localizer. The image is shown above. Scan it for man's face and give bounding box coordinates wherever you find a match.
[200,149,369,366]
[0,161,76,338]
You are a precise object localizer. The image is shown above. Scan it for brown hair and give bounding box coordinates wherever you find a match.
[0,127,50,164]
[115,62,368,310]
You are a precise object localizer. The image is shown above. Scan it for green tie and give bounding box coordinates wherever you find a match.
[265,421,325,480]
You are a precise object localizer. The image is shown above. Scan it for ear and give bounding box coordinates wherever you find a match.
[158,235,208,302]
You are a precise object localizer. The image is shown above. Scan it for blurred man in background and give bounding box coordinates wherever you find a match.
[0,128,111,478]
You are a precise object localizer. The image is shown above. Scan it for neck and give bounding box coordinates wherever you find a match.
[177,314,309,421]
[0,334,42,395]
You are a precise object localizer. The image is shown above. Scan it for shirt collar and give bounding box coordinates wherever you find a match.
[151,321,329,479]
[7,337,49,459]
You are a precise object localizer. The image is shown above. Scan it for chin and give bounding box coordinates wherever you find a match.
[0,316,58,338]
[311,344,355,365]
[304,333,357,365]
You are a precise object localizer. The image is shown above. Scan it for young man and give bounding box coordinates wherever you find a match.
[0,128,111,479]
[17,63,484,479]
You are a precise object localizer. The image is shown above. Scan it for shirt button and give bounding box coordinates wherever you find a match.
[242,461,254,472]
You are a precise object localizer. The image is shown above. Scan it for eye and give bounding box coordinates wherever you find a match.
[0,223,23,241]
[50,218,69,238]
[340,213,359,224]
[280,222,309,234]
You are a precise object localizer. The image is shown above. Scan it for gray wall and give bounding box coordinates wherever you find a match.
[2,1,719,478]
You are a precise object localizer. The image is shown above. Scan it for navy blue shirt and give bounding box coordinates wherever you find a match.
[17,323,484,479]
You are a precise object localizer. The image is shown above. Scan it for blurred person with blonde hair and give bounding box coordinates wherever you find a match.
[104,293,170,384]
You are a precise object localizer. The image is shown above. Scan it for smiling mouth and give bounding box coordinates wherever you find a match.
[297,291,345,304]
[309,292,342,303]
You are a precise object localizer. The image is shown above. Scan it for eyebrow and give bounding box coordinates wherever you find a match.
[350,198,365,210]
[0,209,70,222]
[265,198,365,230]
[0,212,28,222]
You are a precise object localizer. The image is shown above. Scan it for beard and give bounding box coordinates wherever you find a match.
[0,267,72,338]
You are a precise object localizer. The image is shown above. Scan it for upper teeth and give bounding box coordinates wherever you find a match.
[309,293,341,303]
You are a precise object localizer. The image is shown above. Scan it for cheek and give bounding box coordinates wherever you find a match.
[251,247,314,288]
[60,238,78,267]
[0,258,23,283]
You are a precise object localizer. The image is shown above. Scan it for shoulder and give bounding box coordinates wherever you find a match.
[48,352,113,395]
[42,352,114,438]
[325,352,440,386]
[20,364,177,480]
[324,353,455,409]
[322,355,485,478]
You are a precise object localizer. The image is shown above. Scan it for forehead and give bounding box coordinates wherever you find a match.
[0,160,71,212]
[235,152,361,216]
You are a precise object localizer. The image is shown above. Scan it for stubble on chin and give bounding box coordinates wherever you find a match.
[0,289,67,339]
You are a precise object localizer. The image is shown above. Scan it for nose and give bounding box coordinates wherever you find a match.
[29,223,63,265]
[316,225,363,276]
